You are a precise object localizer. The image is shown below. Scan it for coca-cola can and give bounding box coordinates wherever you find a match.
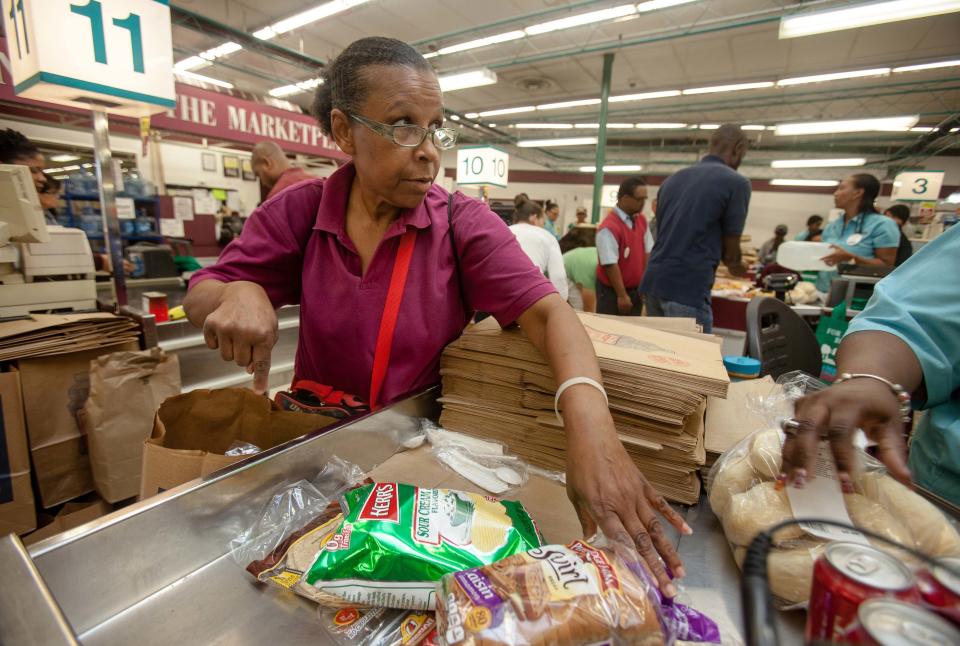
[851,598,960,645]
[918,557,960,625]
[806,542,920,643]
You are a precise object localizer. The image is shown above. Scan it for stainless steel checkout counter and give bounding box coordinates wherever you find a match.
[0,386,804,645]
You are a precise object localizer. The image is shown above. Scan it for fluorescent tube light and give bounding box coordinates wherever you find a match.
[174,56,207,72]
[775,115,918,135]
[175,42,242,71]
[254,0,370,40]
[777,68,890,86]
[478,106,535,117]
[537,98,602,110]
[464,113,479,118]
[449,115,461,121]
[683,81,775,95]
[433,30,526,57]
[579,164,643,172]
[698,124,720,130]
[771,158,867,168]
[741,125,767,131]
[893,59,960,73]
[517,137,598,147]
[573,123,635,129]
[514,123,575,129]
[609,89,681,103]
[637,0,700,11]
[634,122,688,128]
[174,70,235,89]
[779,0,960,39]
[269,78,323,97]
[910,126,936,132]
[438,68,497,92]
[525,4,637,36]
[50,154,79,162]
[770,179,840,187]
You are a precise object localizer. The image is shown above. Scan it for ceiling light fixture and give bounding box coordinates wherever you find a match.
[50,154,79,162]
[775,115,918,135]
[517,137,598,148]
[910,126,935,132]
[892,59,960,73]
[573,123,635,129]
[637,0,700,11]
[175,42,242,71]
[698,124,720,130]
[174,70,235,89]
[478,106,535,117]
[438,68,497,92]
[609,89,681,103]
[514,123,575,129]
[430,30,526,57]
[741,125,768,131]
[537,98,602,110]
[779,0,960,39]
[449,115,461,121]
[269,78,323,97]
[253,0,370,40]
[771,158,867,168]
[524,4,638,36]
[683,81,775,95]
[770,179,840,187]
[579,164,644,172]
[777,68,891,86]
[634,122,688,128]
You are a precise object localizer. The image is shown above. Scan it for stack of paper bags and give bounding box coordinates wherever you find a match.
[0,313,139,361]
[439,313,729,504]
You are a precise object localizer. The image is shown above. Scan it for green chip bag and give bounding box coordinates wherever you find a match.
[305,482,543,610]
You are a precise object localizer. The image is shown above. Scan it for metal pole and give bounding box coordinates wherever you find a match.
[591,52,615,224]
[91,109,127,307]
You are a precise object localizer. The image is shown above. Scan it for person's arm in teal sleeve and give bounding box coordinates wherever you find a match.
[783,226,960,490]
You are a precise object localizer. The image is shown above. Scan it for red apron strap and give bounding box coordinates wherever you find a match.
[369,228,417,410]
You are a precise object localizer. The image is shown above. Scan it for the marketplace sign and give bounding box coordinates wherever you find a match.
[152,83,346,159]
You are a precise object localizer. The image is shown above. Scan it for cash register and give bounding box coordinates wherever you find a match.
[0,164,97,317]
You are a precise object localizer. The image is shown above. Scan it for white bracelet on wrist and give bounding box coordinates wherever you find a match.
[554,377,608,424]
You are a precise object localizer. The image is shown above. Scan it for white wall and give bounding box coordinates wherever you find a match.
[153,141,260,214]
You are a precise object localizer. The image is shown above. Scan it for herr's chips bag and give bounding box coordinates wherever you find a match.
[305,482,543,610]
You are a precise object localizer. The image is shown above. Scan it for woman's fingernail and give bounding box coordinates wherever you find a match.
[682,522,693,535]
[664,583,678,597]
[794,474,806,489]
[841,478,854,494]
[676,566,687,578]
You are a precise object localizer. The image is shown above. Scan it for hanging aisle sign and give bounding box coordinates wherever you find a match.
[456,146,509,188]
[891,170,945,202]
[3,0,175,115]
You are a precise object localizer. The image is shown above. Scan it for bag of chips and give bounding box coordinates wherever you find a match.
[304,482,543,609]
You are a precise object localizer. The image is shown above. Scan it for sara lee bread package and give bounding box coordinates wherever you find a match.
[707,373,960,608]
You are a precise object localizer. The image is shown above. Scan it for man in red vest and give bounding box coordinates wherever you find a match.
[595,176,654,315]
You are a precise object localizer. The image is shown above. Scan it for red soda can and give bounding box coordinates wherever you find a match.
[806,542,920,643]
[918,557,960,625]
[850,598,960,645]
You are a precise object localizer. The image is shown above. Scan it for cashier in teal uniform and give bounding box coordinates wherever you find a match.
[817,173,899,293]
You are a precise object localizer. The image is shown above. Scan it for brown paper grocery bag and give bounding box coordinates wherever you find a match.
[139,388,337,499]
[83,348,181,503]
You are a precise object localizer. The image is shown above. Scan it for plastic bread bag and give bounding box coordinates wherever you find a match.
[231,456,370,604]
[435,537,721,646]
[304,482,544,610]
[318,606,439,646]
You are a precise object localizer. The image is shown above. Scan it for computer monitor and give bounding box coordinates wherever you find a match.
[0,164,49,244]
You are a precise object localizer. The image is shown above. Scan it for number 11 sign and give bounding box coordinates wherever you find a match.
[3,0,175,115]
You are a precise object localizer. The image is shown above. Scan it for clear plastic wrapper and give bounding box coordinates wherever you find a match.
[421,420,530,495]
[435,536,720,646]
[318,606,438,646]
[707,371,960,609]
[224,440,262,457]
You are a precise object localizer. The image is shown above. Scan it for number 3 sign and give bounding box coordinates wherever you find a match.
[891,170,945,202]
[3,0,175,115]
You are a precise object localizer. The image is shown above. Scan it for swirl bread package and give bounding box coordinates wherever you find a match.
[436,540,667,646]
[304,482,543,610]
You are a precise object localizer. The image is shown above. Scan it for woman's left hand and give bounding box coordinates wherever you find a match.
[563,393,692,597]
[821,245,854,267]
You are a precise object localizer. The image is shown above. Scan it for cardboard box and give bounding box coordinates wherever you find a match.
[18,342,139,508]
[140,388,337,499]
[23,498,112,546]
[0,370,36,536]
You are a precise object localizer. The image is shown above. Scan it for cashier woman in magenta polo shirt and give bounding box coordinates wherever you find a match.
[183,37,691,595]
[816,173,899,293]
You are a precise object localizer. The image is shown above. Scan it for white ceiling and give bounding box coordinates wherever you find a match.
[170,0,960,175]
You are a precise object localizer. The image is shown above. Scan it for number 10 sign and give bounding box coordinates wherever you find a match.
[3,0,175,115]
[456,146,510,189]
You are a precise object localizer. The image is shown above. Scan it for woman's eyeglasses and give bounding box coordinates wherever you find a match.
[349,113,459,150]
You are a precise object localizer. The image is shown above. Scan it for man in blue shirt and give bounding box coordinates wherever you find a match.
[640,125,751,333]
[788,225,960,506]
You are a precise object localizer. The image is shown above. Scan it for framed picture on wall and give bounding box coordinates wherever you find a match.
[223,156,240,178]
[241,158,256,181]
[201,152,217,172]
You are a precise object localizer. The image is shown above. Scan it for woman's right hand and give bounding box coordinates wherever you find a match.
[201,281,278,393]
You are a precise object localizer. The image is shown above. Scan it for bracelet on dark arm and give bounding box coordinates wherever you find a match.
[833,372,912,423]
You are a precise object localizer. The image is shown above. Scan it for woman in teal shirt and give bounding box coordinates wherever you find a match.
[785,225,960,505]
[816,174,899,293]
